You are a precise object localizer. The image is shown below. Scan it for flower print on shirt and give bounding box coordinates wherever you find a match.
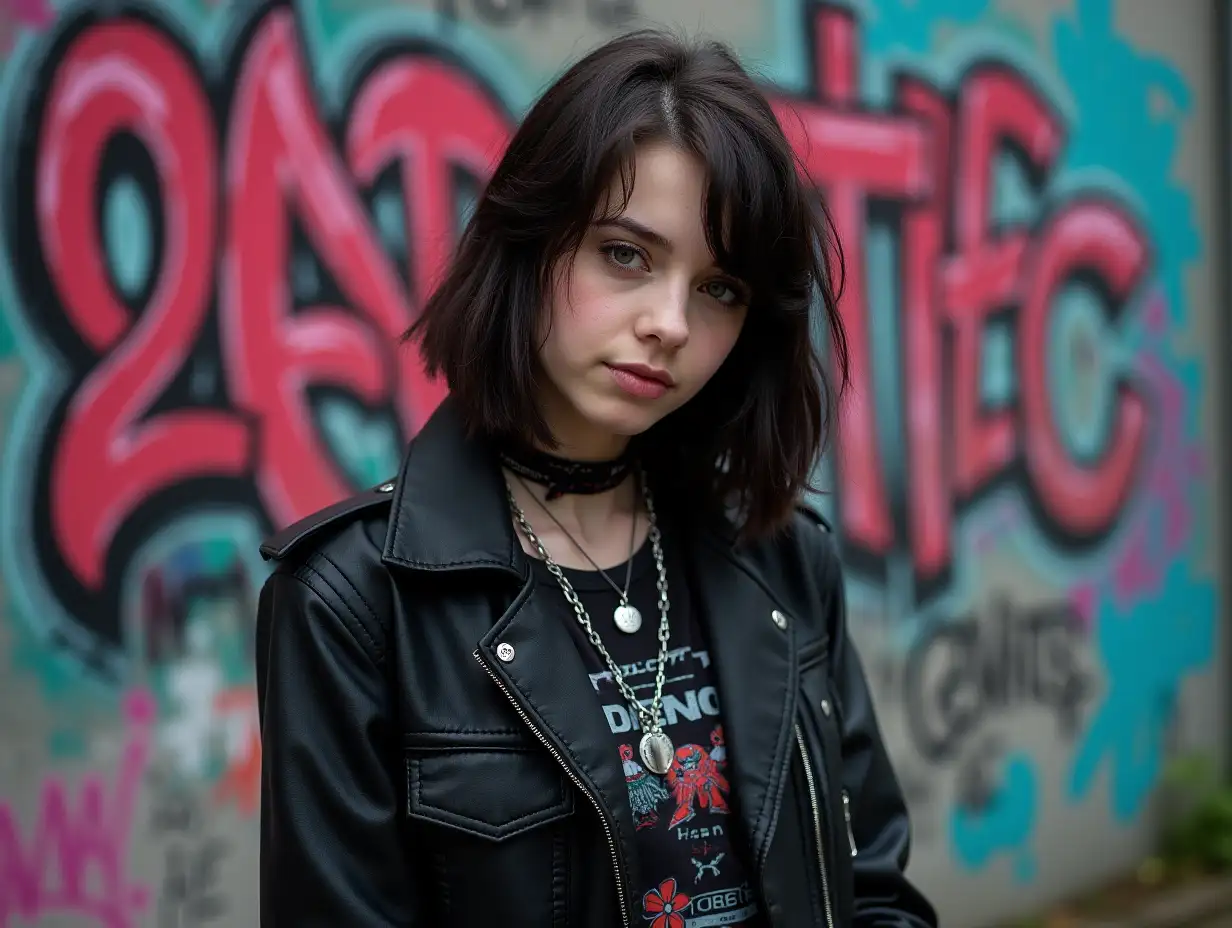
[642,878,691,928]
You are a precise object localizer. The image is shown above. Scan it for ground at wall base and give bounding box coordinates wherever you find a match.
[1001,868,1232,928]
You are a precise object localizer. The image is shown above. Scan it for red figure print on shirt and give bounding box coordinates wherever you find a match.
[666,742,730,829]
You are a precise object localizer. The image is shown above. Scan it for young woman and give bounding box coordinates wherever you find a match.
[256,30,937,928]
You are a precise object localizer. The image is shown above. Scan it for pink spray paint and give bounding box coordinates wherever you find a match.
[9,0,55,28]
[1110,346,1204,610]
[0,689,154,927]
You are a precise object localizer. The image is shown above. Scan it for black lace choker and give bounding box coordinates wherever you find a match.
[498,443,634,500]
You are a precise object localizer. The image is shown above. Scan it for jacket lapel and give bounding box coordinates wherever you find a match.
[477,577,643,916]
[387,400,643,910]
[686,530,800,875]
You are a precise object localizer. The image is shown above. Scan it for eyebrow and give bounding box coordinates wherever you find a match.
[593,217,673,254]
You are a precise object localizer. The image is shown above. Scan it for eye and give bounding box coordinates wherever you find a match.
[701,279,746,307]
[601,242,648,272]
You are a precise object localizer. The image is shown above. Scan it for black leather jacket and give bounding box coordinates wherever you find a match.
[255,400,937,927]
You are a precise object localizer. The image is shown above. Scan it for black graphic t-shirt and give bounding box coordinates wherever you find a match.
[531,537,765,928]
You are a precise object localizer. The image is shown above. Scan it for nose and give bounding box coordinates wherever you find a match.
[635,280,690,350]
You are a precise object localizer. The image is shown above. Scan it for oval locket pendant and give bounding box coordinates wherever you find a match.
[613,603,642,634]
[639,729,674,775]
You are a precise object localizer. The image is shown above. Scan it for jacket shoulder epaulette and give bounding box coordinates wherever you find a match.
[794,503,833,533]
[259,479,397,562]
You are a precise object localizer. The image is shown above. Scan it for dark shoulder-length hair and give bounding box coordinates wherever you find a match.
[407,29,848,540]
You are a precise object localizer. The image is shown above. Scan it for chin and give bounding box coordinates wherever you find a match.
[576,394,674,440]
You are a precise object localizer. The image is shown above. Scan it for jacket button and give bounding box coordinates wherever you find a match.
[771,609,787,629]
[496,642,516,662]
[821,698,831,717]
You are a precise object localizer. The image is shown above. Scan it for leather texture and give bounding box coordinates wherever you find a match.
[255,398,938,927]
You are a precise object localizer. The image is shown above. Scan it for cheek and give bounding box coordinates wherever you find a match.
[543,263,615,355]
[690,312,746,380]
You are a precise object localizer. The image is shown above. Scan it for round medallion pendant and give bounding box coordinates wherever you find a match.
[639,730,674,775]
[613,603,642,634]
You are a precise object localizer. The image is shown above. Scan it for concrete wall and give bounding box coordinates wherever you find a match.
[0,1,1225,926]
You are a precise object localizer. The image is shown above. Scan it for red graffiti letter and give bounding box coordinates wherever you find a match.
[38,20,248,589]
[898,77,953,586]
[773,7,932,557]
[945,67,1063,498]
[1018,200,1149,538]
[346,57,511,429]
[221,10,412,524]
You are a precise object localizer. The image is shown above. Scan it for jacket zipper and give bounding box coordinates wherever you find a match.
[474,650,631,928]
[794,724,835,928]
[842,790,857,857]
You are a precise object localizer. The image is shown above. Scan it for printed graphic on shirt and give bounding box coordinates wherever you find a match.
[676,882,761,927]
[640,876,762,928]
[590,647,721,736]
[643,878,691,928]
[620,731,731,831]
[543,549,763,927]
[692,853,725,881]
[666,738,730,828]
[593,645,759,926]
[622,743,671,829]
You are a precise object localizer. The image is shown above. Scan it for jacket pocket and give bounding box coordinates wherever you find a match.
[406,745,575,841]
[403,737,577,926]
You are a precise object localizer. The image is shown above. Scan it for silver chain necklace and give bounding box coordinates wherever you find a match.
[505,473,676,775]
[512,473,643,633]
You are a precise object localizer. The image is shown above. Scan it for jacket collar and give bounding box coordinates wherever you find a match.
[382,397,744,574]
[382,397,522,576]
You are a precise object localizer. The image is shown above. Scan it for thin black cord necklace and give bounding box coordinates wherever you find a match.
[512,473,644,634]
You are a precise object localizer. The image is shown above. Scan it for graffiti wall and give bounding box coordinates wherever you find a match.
[0,0,1224,925]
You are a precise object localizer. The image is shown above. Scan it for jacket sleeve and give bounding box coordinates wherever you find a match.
[256,565,419,925]
[823,537,938,927]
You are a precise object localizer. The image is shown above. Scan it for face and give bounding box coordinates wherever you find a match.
[536,142,750,459]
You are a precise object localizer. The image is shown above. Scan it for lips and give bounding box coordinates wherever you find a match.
[607,364,673,400]
[609,363,674,387]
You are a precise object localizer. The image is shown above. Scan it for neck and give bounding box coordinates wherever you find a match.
[502,399,647,562]
[549,433,628,462]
